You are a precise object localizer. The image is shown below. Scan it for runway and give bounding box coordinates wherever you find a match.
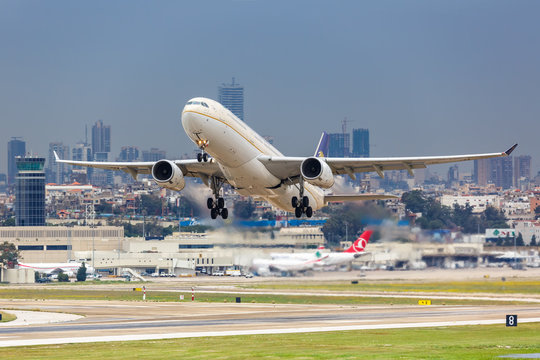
[0,299,539,347]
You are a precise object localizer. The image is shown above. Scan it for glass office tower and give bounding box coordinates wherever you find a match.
[15,156,46,226]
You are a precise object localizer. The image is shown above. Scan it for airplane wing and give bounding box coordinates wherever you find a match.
[54,152,225,180]
[257,144,517,180]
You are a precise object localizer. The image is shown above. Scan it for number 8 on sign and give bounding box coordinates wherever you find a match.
[506,315,517,327]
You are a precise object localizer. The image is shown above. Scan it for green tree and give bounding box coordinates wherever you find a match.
[516,233,524,247]
[57,271,69,282]
[531,234,537,247]
[401,190,428,213]
[0,241,20,268]
[139,194,163,216]
[233,200,256,219]
[76,262,87,282]
[0,217,15,227]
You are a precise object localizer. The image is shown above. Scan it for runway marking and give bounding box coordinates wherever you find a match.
[1,317,539,348]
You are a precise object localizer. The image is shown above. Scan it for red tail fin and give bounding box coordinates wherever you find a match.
[344,230,372,253]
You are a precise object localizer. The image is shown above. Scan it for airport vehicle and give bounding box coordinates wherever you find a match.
[18,262,94,277]
[55,97,517,219]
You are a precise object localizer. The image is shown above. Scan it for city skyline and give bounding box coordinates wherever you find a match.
[1,1,539,175]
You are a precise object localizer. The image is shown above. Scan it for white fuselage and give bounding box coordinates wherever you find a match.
[18,262,94,276]
[181,97,324,212]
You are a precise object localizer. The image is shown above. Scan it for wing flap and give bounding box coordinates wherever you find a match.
[324,194,398,203]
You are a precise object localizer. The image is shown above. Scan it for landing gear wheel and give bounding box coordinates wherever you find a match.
[210,208,218,219]
[207,198,214,209]
[221,208,228,219]
[217,197,225,209]
[291,196,298,208]
[302,196,309,208]
[305,206,313,218]
[203,153,208,162]
[197,153,203,162]
[295,207,303,218]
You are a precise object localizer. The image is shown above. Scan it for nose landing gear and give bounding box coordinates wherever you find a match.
[292,178,313,218]
[195,138,210,162]
[207,177,228,219]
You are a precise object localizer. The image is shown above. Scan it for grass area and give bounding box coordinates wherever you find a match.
[2,323,539,359]
[249,279,540,294]
[0,288,526,306]
[0,311,16,323]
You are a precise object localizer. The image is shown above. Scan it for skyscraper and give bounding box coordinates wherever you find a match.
[92,120,111,154]
[514,155,531,186]
[352,128,369,158]
[490,157,513,189]
[7,137,26,185]
[218,78,244,121]
[474,159,490,186]
[142,148,167,162]
[15,156,46,226]
[328,133,350,157]
[118,146,140,161]
[47,142,69,184]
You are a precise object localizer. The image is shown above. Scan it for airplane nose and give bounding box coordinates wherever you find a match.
[181,110,202,134]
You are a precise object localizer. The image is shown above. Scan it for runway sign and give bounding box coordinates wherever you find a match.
[506,315,518,327]
[133,288,142,292]
[418,299,432,306]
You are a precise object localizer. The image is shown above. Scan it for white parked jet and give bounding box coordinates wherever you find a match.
[18,262,94,277]
[55,97,517,219]
[251,251,328,276]
[270,230,373,267]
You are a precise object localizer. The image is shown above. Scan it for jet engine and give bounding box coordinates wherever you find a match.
[151,160,186,191]
[300,157,334,189]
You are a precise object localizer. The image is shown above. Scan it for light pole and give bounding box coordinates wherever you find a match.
[89,203,95,271]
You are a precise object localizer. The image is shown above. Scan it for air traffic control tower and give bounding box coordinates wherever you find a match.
[15,156,46,226]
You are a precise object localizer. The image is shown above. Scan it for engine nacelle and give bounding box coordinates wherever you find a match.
[151,160,186,191]
[300,157,335,189]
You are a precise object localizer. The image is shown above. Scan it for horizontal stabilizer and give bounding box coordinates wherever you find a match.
[324,194,398,203]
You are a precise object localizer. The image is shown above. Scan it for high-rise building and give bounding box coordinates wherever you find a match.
[118,146,140,161]
[218,78,244,121]
[490,157,513,189]
[352,128,369,158]
[474,159,490,186]
[514,155,531,186]
[72,142,92,162]
[47,142,69,184]
[142,148,167,162]
[15,156,46,226]
[7,137,26,185]
[328,133,350,157]
[447,165,459,184]
[92,120,111,154]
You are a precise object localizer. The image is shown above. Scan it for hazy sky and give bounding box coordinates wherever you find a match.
[1,1,539,175]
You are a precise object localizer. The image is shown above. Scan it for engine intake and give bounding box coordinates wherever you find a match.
[151,160,185,191]
[300,157,334,189]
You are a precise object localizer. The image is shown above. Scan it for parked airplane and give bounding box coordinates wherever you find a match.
[251,251,328,276]
[270,230,373,267]
[18,262,94,277]
[55,97,517,219]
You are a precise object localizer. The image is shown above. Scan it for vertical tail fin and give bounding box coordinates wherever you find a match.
[344,230,373,253]
[314,132,329,157]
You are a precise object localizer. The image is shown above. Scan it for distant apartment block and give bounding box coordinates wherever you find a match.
[328,133,350,157]
[47,142,69,184]
[7,137,25,185]
[118,146,140,161]
[352,128,369,157]
[218,78,244,121]
[92,120,111,154]
[514,155,531,187]
[142,148,166,162]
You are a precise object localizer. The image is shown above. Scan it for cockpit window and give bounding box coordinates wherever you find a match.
[201,102,209,108]
[187,101,192,105]
[187,101,201,106]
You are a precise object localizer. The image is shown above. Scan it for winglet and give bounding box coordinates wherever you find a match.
[504,143,518,156]
[53,151,60,161]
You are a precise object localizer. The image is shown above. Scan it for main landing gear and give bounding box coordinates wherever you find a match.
[292,178,313,218]
[208,177,228,220]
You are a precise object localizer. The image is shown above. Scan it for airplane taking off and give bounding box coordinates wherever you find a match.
[55,97,517,219]
[18,262,94,277]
